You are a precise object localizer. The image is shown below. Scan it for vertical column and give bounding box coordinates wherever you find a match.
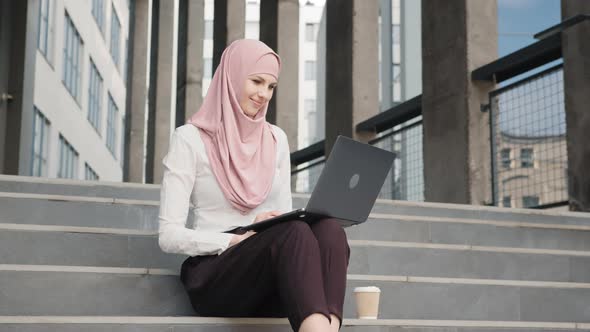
[260,0,299,152]
[126,0,150,182]
[325,0,380,154]
[183,0,204,122]
[0,0,13,173]
[561,0,590,211]
[152,0,178,184]
[421,0,497,204]
[212,0,245,72]
[380,0,393,110]
[260,0,278,125]
[400,0,422,100]
[4,1,38,175]
[276,0,299,152]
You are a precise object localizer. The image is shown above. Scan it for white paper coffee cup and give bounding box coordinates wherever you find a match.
[353,286,381,319]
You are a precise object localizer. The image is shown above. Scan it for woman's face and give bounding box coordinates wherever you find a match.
[239,73,277,119]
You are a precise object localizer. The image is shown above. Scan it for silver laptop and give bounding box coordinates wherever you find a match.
[238,135,395,232]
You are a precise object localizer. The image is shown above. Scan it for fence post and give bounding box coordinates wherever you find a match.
[561,1,590,211]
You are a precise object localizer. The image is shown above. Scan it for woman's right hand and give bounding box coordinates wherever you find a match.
[229,211,280,247]
[254,210,282,223]
[229,231,256,247]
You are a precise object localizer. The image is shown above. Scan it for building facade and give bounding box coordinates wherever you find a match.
[3,0,130,181]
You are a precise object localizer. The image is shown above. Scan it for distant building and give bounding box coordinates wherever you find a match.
[2,0,130,181]
[496,132,567,208]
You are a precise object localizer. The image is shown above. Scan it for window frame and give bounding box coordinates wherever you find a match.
[30,107,51,177]
[520,148,534,168]
[88,58,103,133]
[62,12,84,102]
[110,7,122,69]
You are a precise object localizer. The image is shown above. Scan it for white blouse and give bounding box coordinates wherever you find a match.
[158,124,293,257]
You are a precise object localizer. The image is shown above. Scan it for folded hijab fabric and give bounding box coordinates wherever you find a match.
[187,39,282,214]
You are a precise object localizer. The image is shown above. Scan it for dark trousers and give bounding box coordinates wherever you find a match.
[180,218,351,331]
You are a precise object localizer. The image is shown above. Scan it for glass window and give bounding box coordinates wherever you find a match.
[58,135,78,179]
[502,196,511,208]
[62,13,83,101]
[501,148,511,169]
[305,61,316,81]
[392,24,400,44]
[91,0,105,34]
[203,58,212,79]
[31,107,50,177]
[106,93,118,157]
[245,21,259,40]
[522,195,539,208]
[204,20,213,39]
[521,148,534,168]
[110,8,121,68]
[85,163,99,180]
[123,39,128,82]
[88,59,103,133]
[305,23,317,42]
[38,0,50,57]
[392,64,401,103]
[120,116,126,167]
[304,99,316,113]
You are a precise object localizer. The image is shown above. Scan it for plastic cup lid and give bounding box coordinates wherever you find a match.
[353,286,381,293]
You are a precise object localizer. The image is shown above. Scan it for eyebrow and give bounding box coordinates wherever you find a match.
[250,75,278,85]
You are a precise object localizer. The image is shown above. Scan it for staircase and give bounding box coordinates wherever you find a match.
[1,174,590,331]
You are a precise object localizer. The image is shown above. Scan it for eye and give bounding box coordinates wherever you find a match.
[269,85,277,90]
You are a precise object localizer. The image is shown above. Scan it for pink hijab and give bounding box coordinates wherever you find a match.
[187,39,281,214]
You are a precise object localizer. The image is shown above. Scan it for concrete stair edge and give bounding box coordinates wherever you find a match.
[0,316,589,329]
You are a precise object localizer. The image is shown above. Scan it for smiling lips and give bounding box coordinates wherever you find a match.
[250,98,264,109]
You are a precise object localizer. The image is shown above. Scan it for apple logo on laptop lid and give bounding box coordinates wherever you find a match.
[349,174,360,189]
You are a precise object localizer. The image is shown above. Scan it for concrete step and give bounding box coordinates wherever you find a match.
[1,266,589,322]
[2,198,590,254]
[0,193,160,230]
[3,196,590,251]
[295,195,590,227]
[2,193,590,234]
[1,316,589,332]
[2,225,590,282]
[1,175,589,227]
[0,175,160,201]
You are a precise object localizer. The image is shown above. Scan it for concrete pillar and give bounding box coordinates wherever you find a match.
[400,0,422,100]
[183,0,204,122]
[125,0,150,183]
[380,0,393,110]
[325,0,380,154]
[1,1,38,175]
[212,0,245,71]
[152,0,178,184]
[260,0,299,152]
[561,0,590,211]
[0,0,13,173]
[421,0,497,204]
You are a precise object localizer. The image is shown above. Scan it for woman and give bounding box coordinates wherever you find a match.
[158,39,350,332]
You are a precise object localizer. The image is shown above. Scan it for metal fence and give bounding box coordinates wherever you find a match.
[292,156,325,194]
[370,116,424,201]
[291,116,424,202]
[489,64,567,209]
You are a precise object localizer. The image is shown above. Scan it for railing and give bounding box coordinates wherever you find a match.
[290,16,586,207]
[369,116,424,201]
[290,96,424,200]
[488,64,567,209]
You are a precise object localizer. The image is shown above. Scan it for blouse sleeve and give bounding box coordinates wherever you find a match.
[275,127,293,213]
[158,128,234,256]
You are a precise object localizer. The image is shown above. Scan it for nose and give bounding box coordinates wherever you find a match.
[257,86,271,101]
